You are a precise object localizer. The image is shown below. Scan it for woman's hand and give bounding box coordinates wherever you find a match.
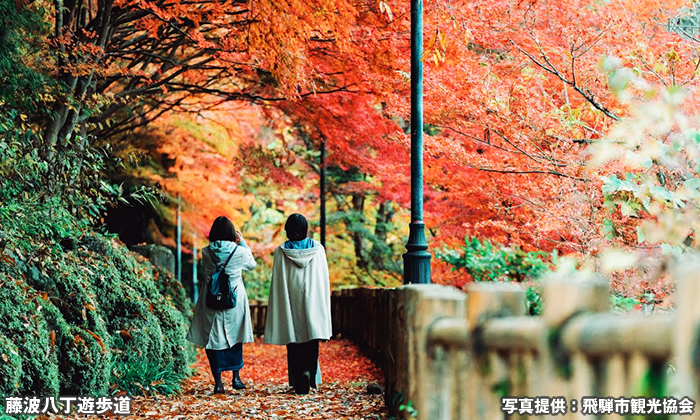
[235,230,243,244]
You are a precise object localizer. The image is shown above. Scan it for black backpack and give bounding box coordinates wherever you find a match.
[205,246,238,310]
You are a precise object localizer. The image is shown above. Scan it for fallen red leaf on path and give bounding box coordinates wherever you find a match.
[44,338,388,419]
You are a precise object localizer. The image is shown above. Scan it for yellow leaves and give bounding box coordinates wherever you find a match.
[50,330,56,348]
[421,29,447,66]
[437,28,447,51]
[432,51,443,66]
[421,47,445,67]
[665,49,679,62]
[120,329,133,340]
[378,0,393,21]
[84,303,96,311]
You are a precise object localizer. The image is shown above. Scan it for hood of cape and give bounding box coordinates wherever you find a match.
[281,243,321,268]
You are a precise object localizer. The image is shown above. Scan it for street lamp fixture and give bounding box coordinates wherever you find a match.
[403,0,431,284]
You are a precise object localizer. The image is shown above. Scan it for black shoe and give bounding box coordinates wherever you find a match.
[295,371,311,395]
[213,384,225,394]
[232,372,247,390]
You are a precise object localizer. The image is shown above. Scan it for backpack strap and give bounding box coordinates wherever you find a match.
[212,246,237,272]
[221,246,237,270]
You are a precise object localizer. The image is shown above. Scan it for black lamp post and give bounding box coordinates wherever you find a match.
[403,0,431,284]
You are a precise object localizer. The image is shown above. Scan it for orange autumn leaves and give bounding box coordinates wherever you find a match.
[221,0,697,257]
[39,339,387,419]
[108,0,698,263]
[188,338,382,386]
[126,104,262,248]
[128,339,386,419]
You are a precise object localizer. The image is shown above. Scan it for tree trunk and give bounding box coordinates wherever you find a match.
[43,0,113,157]
[371,201,395,270]
[350,194,368,270]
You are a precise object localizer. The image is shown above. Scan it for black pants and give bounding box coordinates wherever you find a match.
[286,340,320,388]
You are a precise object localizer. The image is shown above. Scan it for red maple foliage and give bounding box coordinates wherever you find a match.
[33,0,698,264]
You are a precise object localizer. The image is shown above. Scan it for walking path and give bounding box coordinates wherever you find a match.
[73,338,387,419]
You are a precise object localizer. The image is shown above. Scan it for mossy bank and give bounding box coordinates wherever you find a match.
[0,233,195,407]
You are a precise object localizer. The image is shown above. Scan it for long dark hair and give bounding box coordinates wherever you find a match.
[208,216,237,242]
[284,213,308,241]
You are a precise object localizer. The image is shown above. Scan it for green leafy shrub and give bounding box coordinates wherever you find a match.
[0,0,56,115]
[151,265,191,318]
[525,283,543,316]
[591,58,699,255]
[22,248,112,396]
[0,332,22,398]
[111,356,183,396]
[440,236,554,283]
[148,296,192,377]
[0,233,194,399]
[241,258,272,300]
[584,58,699,310]
[440,237,554,316]
[0,271,59,396]
[90,238,193,376]
[611,293,639,313]
[40,299,112,396]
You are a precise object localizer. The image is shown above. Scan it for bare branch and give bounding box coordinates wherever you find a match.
[510,39,620,121]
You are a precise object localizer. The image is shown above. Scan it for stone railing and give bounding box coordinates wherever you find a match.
[331,259,700,419]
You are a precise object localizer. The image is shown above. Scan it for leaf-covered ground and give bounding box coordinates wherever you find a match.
[47,338,388,419]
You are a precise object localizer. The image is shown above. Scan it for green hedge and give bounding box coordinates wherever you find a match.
[26,251,112,396]
[0,271,59,397]
[79,238,193,378]
[0,234,194,401]
[0,332,22,398]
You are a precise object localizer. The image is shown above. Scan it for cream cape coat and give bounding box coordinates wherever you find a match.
[264,240,332,345]
[186,239,256,350]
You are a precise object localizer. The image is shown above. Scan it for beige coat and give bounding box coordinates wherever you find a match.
[186,239,256,350]
[264,241,332,345]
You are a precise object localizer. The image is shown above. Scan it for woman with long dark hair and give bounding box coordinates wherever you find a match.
[264,213,332,394]
[187,216,257,394]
